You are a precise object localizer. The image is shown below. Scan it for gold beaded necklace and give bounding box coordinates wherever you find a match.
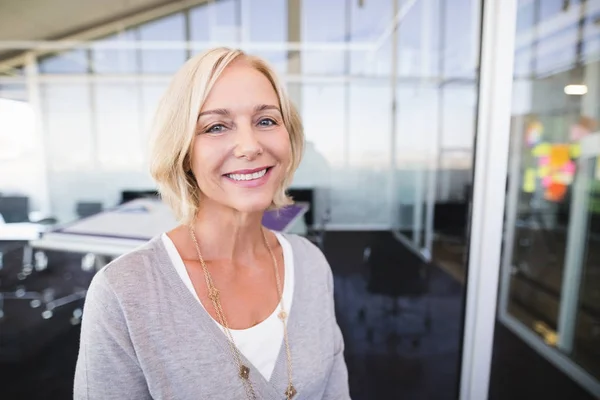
[189,226,296,399]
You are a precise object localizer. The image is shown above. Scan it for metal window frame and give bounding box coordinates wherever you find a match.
[459,0,517,399]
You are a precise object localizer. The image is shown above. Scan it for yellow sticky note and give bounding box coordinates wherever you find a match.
[570,143,581,158]
[538,165,550,177]
[532,143,551,157]
[523,168,536,193]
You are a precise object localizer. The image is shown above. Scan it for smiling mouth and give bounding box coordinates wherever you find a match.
[224,167,272,182]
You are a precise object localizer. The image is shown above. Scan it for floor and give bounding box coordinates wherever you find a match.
[0,231,464,399]
[324,231,464,400]
[488,322,595,400]
[0,230,595,399]
[0,244,89,399]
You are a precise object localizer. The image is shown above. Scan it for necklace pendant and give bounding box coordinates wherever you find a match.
[239,365,250,380]
[285,384,297,398]
[278,310,287,320]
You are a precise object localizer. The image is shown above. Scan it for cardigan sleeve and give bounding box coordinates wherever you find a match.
[73,270,151,400]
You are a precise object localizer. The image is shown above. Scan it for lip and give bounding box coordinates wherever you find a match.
[223,166,274,188]
[224,166,271,175]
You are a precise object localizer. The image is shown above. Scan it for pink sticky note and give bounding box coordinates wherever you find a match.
[542,175,552,188]
[562,160,576,175]
[539,156,550,165]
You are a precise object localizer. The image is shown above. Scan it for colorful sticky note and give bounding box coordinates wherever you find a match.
[523,168,536,193]
[562,160,576,175]
[542,175,553,188]
[538,165,550,178]
[539,156,550,165]
[532,143,551,157]
[549,145,570,168]
[526,121,544,147]
[570,143,581,158]
[555,172,574,185]
[545,182,568,202]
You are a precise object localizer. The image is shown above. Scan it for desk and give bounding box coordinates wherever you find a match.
[0,222,47,241]
[29,198,309,269]
[0,222,49,270]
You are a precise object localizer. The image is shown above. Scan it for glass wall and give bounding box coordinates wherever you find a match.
[0,1,486,399]
[0,0,480,236]
[0,68,46,217]
[392,0,480,267]
[500,0,600,395]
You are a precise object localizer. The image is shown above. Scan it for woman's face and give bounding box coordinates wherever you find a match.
[191,60,292,214]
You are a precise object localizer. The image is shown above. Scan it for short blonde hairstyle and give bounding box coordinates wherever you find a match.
[149,47,304,225]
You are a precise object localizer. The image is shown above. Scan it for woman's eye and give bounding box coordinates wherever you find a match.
[206,124,226,133]
[258,118,277,127]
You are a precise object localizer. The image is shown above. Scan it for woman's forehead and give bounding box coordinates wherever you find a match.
[200,64,279,114]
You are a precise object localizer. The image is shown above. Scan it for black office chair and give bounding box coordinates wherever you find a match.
[76,202,104,218]
[287,188,314,226]
[0,196,58,320]
[0,196,29,223]
[120,190,160,204]
[287,188,329,249]
[0,195,56,225]
[0,196,32,276]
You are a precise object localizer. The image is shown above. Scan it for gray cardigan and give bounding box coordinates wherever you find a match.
[73,233,350,399]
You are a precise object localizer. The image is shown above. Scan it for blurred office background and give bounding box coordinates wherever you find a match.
[0,0,599,399]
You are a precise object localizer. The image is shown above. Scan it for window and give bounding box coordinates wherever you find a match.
[39,48,89,74]
[94,83,143,170]
[500,0,600,386]
[43,83,94,171]
[92,29,138,74]
[301,0,346,75]
[138,13,187,74]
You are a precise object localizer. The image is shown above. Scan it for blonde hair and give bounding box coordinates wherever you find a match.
[149,47,304,225]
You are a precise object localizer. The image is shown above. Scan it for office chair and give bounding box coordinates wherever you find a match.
[0,196,62,321]
[120,190,160,204]
[0,196,29,223]
[287,188,330,249]
[76,202,103,218]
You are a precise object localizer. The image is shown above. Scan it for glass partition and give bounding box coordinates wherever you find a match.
[499,0,600,396]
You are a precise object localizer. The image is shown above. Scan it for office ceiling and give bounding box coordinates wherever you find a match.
[0,0,172,41]
[0,0,204,64]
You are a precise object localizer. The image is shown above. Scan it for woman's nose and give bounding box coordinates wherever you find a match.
[233,124,263,160]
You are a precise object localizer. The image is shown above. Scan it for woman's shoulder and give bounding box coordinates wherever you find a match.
[280,233,327,263]
[280,233,333,288]
[88,237,163,302]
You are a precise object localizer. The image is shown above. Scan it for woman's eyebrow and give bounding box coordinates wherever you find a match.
[197,105,280,120]
[198,108,230,118]
[254,104,281,113]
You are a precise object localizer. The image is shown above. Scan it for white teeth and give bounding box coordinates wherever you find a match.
[227,168,267,181]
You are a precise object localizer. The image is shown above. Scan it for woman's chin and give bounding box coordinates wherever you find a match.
[229,196,273,214]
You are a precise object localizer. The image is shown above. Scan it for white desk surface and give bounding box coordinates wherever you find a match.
[0,222,48,241]
[29,198,308,256]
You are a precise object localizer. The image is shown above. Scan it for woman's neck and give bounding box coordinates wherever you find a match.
[189,201,267,264]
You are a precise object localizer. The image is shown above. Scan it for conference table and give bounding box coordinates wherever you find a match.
[28,198,309,270]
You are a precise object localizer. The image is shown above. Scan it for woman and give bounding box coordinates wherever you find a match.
[73,47,350,400]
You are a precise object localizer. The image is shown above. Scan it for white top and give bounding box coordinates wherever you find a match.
[161,232,295,381]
